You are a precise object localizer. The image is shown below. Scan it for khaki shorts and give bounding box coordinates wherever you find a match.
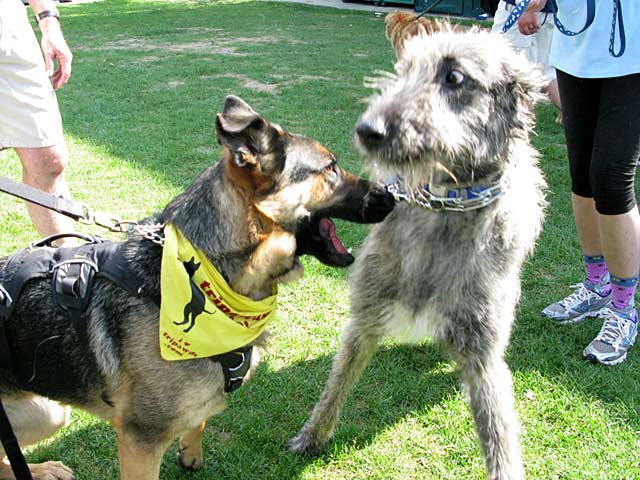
[491,0,556,82]
[0,0,63,148]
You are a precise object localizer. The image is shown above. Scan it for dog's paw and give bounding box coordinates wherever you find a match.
[177,448,204,471]
[284,432,324,457]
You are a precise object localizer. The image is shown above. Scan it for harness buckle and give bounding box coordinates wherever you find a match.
[52,258,99,311]
[215,348,253,393]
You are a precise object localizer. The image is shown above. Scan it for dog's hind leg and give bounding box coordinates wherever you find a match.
[177,421,206,471]
[457,352,525,480]
[286,317,383,456]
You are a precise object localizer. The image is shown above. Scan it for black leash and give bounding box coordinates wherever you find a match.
[0,175,132,233]
[416,0,445,17]
[0,399,32,480]
[0,176,87,222]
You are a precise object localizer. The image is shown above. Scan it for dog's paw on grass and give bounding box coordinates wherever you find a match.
[284,432,326,457]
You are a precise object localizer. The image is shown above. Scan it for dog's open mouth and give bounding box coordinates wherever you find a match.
[295,215,354,267]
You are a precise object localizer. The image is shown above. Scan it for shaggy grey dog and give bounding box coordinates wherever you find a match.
[287,25,547,480]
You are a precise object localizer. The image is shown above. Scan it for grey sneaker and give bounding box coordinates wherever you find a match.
[583,304,638,366]
[541,275,612,324]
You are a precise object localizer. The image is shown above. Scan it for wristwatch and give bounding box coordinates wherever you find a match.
[35,8,60,24]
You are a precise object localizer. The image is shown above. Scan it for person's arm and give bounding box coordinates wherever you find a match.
[27,0,72,89]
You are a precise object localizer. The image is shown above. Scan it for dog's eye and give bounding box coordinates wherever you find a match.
[324,163,338,177]
[445,69,465,86]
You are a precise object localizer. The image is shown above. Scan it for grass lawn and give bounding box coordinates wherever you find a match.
[1,0,639,478]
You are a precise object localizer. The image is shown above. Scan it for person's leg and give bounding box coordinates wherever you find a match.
[572,194,601,255]
[545,78,561,111]
[541,71,612,323]
[0,2,75,244]
[15,143,76,241]
[590,73,640,280]
[582,73,640,365]
[599,213,640,281]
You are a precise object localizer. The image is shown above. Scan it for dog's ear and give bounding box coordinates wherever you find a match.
[221,95,259,120]
[215,96,284,171]
[503,59,547,117]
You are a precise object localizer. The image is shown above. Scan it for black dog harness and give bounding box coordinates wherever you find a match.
[0,234,252,393]
[0,233,145,372]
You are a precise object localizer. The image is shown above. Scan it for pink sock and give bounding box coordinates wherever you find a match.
[610,274,638,310]
[583,255,608,284]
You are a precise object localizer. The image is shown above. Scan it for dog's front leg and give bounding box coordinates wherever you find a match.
[458,353,525,480]
[234,230,300,296]
[177,421,206,471]
[115,427,168,480]
[286,318,382,456]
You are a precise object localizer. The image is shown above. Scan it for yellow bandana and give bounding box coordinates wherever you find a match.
[159,224,277,361]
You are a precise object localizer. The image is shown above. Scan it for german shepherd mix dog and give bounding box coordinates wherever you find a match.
[287,23,546,480]
[0,96,394,480]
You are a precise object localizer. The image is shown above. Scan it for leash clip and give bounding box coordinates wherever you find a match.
[76,203,93,225]
[385,182,410,203]
[92,212,139,233]
[77,205,136,233]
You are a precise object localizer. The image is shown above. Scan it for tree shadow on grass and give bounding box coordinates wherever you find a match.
[23,309,640,480]
[26,345,458,480]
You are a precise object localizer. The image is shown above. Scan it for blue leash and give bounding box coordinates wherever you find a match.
[608,0,625,57]
[501,0,625,57]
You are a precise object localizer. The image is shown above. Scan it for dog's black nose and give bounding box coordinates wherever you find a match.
[356,120,386,149]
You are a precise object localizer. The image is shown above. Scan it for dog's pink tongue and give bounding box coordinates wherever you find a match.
[319,218,349,254]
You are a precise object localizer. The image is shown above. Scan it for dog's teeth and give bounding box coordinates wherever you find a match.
[347,248,353,254]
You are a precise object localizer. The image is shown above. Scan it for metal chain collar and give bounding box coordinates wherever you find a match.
[74,204,165,246]
[132,223,165,246]
[385,181,504,212]
[77,209,165,246]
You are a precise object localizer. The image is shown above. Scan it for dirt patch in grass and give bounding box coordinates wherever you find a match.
[200,73,279,94]
[74,34,303,56]
[166,80,185,89]
[197,73,336,96]
[194,145,217,155]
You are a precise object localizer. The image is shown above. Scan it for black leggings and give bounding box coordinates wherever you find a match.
[556,70,640,215]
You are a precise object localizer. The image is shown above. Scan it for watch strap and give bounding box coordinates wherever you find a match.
[35,9,60,23]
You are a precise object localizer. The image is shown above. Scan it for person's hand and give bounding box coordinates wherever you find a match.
[38,18,72,89]
[517,10,541,35]
[524,0,546,11]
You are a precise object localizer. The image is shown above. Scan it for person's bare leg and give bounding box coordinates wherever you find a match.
[572,194,602,256]
[573,194,640,278]
[15,144,75,244]
[545,78,562,124]
[599,209,640,279]
[546,79,561,110]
